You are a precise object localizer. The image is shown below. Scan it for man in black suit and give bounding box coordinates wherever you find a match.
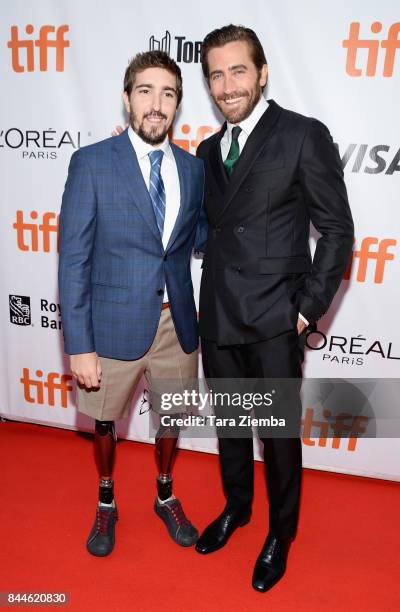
[195,25,354,592]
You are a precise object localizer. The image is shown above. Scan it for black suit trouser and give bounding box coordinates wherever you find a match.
[201,329,305,539]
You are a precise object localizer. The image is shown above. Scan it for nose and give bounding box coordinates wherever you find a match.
[151,92,161,111]
[223,72,236,94]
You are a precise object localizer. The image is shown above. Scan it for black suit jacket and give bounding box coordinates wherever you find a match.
[197,99,354,345]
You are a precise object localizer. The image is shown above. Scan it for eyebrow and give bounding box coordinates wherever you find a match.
[209,64,248,78]
[135,83,177,94]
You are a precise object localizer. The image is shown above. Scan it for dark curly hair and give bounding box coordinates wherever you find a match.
[124,50,183,106]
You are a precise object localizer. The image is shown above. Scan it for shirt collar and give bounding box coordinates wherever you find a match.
[226,95,268,139]
[128,125,173,161]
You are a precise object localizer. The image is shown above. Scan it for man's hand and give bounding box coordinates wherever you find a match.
[297,317,307,336]
[111,124,127,137]
[70,352,102,389]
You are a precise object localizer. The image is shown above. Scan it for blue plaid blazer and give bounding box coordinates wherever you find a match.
[58,129,206,359]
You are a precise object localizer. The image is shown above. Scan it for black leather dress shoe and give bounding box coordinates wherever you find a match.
[195,507,251,554]
[252,533,291,592]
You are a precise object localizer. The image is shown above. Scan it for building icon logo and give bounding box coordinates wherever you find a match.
[149,31,171,55]
[9,295,31,326]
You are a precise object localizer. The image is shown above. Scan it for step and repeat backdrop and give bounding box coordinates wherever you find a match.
[1,1,399,480]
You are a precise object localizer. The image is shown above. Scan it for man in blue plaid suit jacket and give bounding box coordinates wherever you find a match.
[59,51,206,557]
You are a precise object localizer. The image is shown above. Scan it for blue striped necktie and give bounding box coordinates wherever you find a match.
[148,149,166,237]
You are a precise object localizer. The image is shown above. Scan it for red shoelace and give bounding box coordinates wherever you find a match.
[96,507,116,535]
[168,500,190,527]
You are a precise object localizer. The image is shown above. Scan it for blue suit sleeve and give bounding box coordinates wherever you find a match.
[58,150,97,354]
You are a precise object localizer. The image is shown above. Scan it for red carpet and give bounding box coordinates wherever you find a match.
[1,420,399,611]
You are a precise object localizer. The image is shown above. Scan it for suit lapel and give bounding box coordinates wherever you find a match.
[209,123,229,194]
[165,143,190,252]
[113,129,161,243]
[215,99,282,222]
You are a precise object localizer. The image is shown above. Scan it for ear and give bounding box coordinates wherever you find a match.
[122,91,130,114]
[259,64,268,88]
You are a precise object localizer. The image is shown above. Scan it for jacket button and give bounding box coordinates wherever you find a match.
[163,254,168,261]
[245,187,254,193]
[236,267,242,273]
[237,226,244,233]
[157,289,164,296]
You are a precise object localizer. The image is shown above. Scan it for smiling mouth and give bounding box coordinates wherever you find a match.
[145,116,165,123]
[144,112,167,124]
[224,97,243,105]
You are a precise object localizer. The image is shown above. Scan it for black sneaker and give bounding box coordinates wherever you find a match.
[154,497,198,547]
[86,504,118,557]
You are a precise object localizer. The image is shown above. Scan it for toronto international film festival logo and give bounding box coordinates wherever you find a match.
[343,237,397,284]
[343,22,400,76]
[13,211,59,252]
[20,368,73,409]
[7,24,70,72]
[149,30,202,63]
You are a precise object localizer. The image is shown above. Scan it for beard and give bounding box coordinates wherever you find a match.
[130,110,169,145]
[213,85,262,124]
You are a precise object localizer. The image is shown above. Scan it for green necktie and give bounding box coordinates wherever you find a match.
[224,126,242,177]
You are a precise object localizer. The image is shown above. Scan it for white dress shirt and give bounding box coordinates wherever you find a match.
[128,126,180,302]
[220,97,309,326]
[221,95,269,161]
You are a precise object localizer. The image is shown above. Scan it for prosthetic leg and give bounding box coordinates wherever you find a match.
[155,419,180,501]
[154,418,198,546]
[95,420,116,504]
[86,420,118,557]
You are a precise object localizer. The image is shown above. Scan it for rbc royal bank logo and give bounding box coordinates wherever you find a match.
[9,295,31,326]
[149,30,202,63]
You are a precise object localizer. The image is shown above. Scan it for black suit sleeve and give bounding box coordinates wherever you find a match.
[196,139,207,160]
[194,159,208,252]
[298,120,354,324]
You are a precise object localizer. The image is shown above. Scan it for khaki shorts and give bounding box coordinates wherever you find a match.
[77,308,198,420]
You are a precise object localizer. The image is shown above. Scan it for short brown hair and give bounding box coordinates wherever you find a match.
[201,24,268,87]
[124,50,183,106]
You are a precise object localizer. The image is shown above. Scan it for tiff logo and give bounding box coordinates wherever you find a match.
[172,123,220,153]
[344,237,396,284]
[7,24,70,72]
[302,408,369,452]
[343,22,400,76]
[21,368,73,408]
[9,295,31,326]
[13,211,59,252]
